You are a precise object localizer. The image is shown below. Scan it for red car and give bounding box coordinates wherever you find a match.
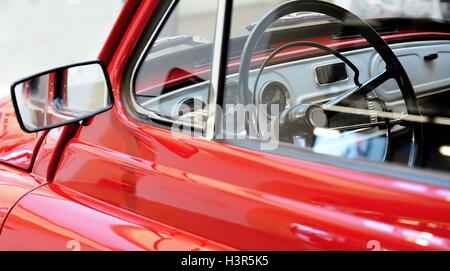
[0,0,449,251]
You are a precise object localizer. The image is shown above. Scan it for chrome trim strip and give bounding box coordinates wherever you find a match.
[206,0,229,140]
[128,0,181,126]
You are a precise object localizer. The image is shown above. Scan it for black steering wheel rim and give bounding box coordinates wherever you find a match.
[238,0,422,167]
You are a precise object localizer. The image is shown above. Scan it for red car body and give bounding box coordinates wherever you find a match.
[0,0,449,251]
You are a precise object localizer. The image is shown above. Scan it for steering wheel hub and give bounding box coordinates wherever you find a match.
[280,104,328,145]
[308,105,328,128]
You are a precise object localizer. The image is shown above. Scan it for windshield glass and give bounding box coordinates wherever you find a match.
[231,0,450,38]
[151,0,450,54]
[336,0,449,20]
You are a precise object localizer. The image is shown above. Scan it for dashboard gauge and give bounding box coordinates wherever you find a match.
[176,98,206,117]
[259,81,290,117]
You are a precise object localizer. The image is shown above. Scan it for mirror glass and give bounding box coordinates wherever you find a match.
[12,62,112,132]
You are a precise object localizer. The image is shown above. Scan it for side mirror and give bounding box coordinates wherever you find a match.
[10,61,113,133]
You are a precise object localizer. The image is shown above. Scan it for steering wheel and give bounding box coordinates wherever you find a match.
[238,0,423,167]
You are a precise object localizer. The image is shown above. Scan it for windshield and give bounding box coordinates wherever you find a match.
[336,0,450,20]
[152,0,450,53]
[231,0,450,38]
[137,0,450,98]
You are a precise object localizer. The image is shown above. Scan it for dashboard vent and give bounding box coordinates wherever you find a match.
[315,62,348,85]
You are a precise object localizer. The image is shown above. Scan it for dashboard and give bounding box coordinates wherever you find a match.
[139,40,450,123]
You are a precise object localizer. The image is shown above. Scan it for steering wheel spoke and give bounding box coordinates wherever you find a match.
[331,118,402,132]
[325,69,392,108]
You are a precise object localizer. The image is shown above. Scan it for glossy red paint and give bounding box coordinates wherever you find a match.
[0,0,449,251]
[107,0,160,83]
[48,111,450,250]
[0,97,47,171]
[31,124,79,182]
[0,163,44,232]
[98,0,144,65]
[0,183,231,251]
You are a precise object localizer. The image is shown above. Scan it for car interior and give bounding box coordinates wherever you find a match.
[130,1,450,176]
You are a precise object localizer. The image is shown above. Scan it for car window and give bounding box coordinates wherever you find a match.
[220,0,450,175]
[133,0,219,126]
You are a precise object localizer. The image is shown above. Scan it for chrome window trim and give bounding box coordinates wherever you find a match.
[129,0,178,125]
[207,0,231,140]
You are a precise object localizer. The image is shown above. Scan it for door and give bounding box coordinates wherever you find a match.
[2,0,450,250]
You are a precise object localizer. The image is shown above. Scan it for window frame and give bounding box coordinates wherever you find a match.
[126,0,230,140]
[122,0,450,187]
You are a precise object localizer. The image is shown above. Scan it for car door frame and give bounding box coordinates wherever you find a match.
[121,0,450,188]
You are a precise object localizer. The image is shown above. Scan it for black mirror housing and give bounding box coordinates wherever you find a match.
[10,60,114,133]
